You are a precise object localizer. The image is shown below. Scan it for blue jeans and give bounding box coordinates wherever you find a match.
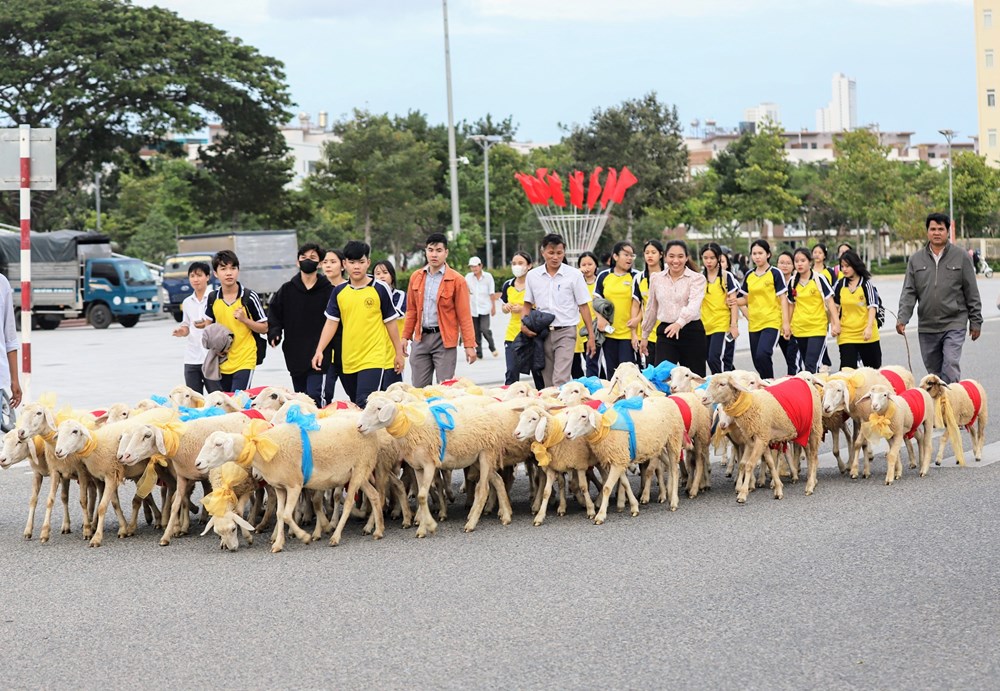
[795,335,828,374]
[778,334,799,376]
[205,369,253,394]
[342,368,402,407]
[748,329,779,379]
[705,332,735,374]
[601,338,635,379]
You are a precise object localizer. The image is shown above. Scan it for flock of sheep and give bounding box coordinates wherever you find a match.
[0,362,988,553]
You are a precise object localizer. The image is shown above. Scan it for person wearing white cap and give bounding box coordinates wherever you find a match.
[465,255,499,359]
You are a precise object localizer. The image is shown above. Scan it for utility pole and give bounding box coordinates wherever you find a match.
[442,0,460,240]
[469,134,502,269]
[939,129,956,244]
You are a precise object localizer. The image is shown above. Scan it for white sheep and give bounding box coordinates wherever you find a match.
[821,368,893,478]
[859,384,933,483]
[168,385,206,410]
[706,372,822,503]
[196,412,383,553]
[919,375,989,466]
[0,429,67,540]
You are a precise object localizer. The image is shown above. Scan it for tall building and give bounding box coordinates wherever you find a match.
[815,73,857,132]
[975,0,1000,165]
[742,102,781,130]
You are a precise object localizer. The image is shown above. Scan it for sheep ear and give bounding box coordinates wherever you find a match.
[588,408,600,430]
[692,376,706,385]
[857,392,871,402]
[153,427,167,456]
[228,511,255,533]
[534,415,548,443]
[93,412,109,425]
[200,517,216,537]
[843,391,851,415]
[44,408,56,430]
[191,395,205,409]
[730,379,750,394]
[377,402,396,424]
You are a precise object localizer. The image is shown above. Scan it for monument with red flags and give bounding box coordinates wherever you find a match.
[514,166,637,263]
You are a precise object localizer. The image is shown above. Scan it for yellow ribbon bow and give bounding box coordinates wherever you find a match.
[829,371,864,405]
[585,409,616,445]
[530,415,565,467]
[135,456,167,499]
[37,392,58,409]
[200,462,250,517]
[236,419,280,468]
[384,403,428,438]
[135,415,186,499]
[723,391,754,418]
[866,404,895,440]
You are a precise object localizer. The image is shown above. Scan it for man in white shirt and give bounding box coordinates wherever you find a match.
[523,234,597,387]
[171,261,211,393]
[0,273,21,416]
[465,256,498,359]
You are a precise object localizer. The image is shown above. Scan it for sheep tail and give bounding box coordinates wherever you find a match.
[940,394,966,466]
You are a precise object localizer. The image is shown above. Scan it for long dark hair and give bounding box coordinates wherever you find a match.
[839,249,871,282]
[641,240,664,280]
[373,259,397,288]
[700,242,725,285]
[793,247,814,283]
[663,240,698,272]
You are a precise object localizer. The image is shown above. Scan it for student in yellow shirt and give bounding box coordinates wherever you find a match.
[204,250,268,393]
[736,239,790,380]
[700,242,739,374]
[594,241,639,376]
[312,241,405,407]
[500,251,543,388]
[631,240,663,366]
[788,247,841,374]
[321,249,347,404]
[572,251,600,379]
[833,249,882,369]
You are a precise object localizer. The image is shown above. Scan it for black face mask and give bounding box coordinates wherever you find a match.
[299,259,319,274]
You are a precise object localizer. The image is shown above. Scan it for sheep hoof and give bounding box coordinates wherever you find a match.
[61,527,71,535]
[533,520,543,527]
[401,520,412,529]
[270,544,283,553]
[935,461,941,466]
[885,480,892,486]
[462,524,475,533]
[556,510,566,517]
[593,518,604,525]
[23,531,32,540]
[415,530,427,538]
[587,511,596,519]
[88,538,102,548]
[736,497,746,504]
[159,538,170,546]
[631,509,639,517]
[919,471,927,477]
[373,531,384,540]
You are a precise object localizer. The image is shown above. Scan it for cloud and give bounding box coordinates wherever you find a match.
[133,0,269,25]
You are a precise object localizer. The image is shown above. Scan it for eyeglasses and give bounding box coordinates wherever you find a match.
[618,252,636,258]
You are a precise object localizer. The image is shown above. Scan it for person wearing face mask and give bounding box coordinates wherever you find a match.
[267,242,334,407]
[500,251,543,388]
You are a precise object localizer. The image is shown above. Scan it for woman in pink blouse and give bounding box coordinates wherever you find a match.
[639,240,708,375]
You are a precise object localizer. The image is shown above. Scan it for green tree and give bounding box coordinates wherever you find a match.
[459,143,527,266]
[564,92,688,240]
[949,152,1000,236]
[0,0,294,229]
[788,162,846,238]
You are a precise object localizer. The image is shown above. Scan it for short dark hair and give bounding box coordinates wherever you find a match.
[750,239,771,258]
[212,250,239,270]
[187,261,211,277]
[425,233,448,248]
[811,242,828,262]
[373,259,397,287]
[343,241,370,261]
[839,249,871,281]
[577,251,599,268]
[298,242,322,258]
[612,241,634,257]
[926,212,951,230]
[540,234,565,250]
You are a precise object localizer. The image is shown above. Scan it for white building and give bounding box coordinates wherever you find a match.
[743,102,781,130]
[280,112,341,189]
[815,72,858,132]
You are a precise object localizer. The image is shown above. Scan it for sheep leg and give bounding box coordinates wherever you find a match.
[656,460,668,503]
[248,485,264,525]
[620,474,639,517]
[975,410,987,461]
[442,468,455,502]
[488,468,513,525]
[533,468,556,526]
[55,476,70,534]
[639,461,653,505]
[587,466,604,494]
[576,468,596,519]
[434,470,450,522]
[23,472,44,539]
[280,485,312,546]
[885,434,904,485]
[736,441,766,504]
[762,448,783,500]
[256,484,277,534]
[463,457,494,533]
[804,438,821,496]
[724,442,737,478]
[312,490,332,540]
[90,477,123,548]
[529,466,545,513]
[356,475,384,541]
[270,487,288,552]
[78,472,94,540]
[388,472,413,528]
[160,475,188,546]
[664,448,681,512]
[413,461,439,538]
[918,420,934,477]
[594,464,626,525]
[39,466,65,543]
[329,478,359,547]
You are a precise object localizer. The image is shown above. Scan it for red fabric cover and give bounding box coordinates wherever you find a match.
[959,381,983,431]
[440,379,459,387]
[240,409,266,420]
[765,378,814,448]
[667,395,693,445]
[90,410,106,418]
[243,386,266,399]
[323,401,351,411]
[582,400,604,411]
[880,369,906,395]
[899,389,926,439]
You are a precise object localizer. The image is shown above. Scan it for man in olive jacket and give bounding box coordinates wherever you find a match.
[896,212,982,383]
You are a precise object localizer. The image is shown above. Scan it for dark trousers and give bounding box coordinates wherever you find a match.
[778,334,799,376]
[205,369,253,394]
[291,372,324,408]
[749,329,779,379]
[184,364,209,394]
[601,337,635,378]
[839,341,882,369]
[342,368,402,408]
[654,320,707,377]
[796,336,828,374]
[503,341,544,388]
[324,365,341,406]
[473,314,496,357]
[705,332,736,375]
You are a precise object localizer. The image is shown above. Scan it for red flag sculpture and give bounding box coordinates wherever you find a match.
[547,173,566,208]
[611,166,638,204]
[599,168,617,209]
[569,171,584,209]
[586,167,603,210]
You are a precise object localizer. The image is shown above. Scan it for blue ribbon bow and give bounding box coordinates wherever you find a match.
[178,406,227,422]
[641,359,677,394]
[611,397,645,460]
[285,404,321,484]
[429,402,456,463]
[570,376,605,394]
[150,394,168,406]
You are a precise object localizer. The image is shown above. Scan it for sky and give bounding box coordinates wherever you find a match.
[134,0,977,146]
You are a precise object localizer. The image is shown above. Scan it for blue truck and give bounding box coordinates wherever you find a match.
[0,230,159,329]
[160,230,298,321]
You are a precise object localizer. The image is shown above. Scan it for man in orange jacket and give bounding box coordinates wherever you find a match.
[402,233,477,387]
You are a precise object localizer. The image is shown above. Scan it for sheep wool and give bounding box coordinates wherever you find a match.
[135,417,184,499]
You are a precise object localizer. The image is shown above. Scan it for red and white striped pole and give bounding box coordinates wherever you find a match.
[19,124,31,402]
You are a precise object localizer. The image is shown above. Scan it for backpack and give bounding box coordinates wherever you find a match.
[206,289,268,366]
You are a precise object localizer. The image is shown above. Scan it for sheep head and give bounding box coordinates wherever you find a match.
[102,403,132,426]
[562,405,600,441]
[558,382,590,406]
[668,366,706,393]
[706,373,746,407]
[201,511,254,551]
[357,393,397,434]
[0,429,32,468]
[119,423,164,466]
[53,420,93,459]
[204,391,244,413]
[822,380,850,415]
[866,384,894,415]
[16,403,55,441]
[251,387,294,413]
[919,374,948,399]
[196,431,240,472]
[513,406,546,442]
[169,385,205,410]
[502,381,537,400]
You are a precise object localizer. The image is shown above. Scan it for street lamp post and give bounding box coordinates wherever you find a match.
[442,0,460,240]
[939,128,956,243]
[469,134,502,269]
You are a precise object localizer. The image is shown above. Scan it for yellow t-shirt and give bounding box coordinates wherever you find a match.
[740,266,786,332]
[836,279,880,345]
[576,279,597,353]
[702,270,738,336]
[325,277,397,374]
[595,270,639,340]
[210,288,266,375]
[789,272,833,338]
[501,278,526,342]
[637,273,659,344]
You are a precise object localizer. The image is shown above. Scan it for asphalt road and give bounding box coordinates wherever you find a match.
[0,275,998,688]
